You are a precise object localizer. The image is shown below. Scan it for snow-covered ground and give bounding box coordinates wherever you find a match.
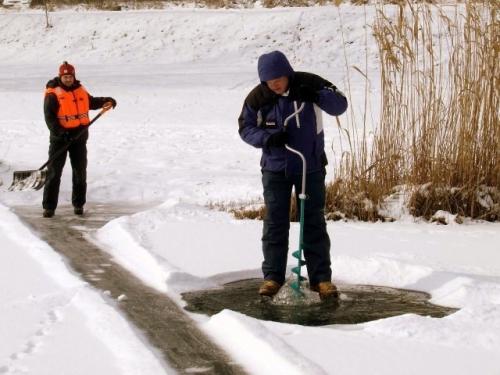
[1,5,500,375]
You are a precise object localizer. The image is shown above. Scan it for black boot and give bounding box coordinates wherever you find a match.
[43,209,55,218]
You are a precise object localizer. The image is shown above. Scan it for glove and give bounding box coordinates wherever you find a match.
[104,97,117,109]
[295,85,319,103]
[266,131,288,147]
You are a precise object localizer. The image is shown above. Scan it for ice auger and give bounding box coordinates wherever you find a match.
[283,102,307,295]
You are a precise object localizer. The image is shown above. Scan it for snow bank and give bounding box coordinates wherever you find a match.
[204,309,328,375]
[0,6,379,74]
[0,203,168,374]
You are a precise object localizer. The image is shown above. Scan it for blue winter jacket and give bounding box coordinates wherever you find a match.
[238,51,348,175]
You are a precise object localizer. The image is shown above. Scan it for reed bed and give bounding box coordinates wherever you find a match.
[327,0,499,222]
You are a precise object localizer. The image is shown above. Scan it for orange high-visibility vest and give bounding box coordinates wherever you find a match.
[45,86,90,129]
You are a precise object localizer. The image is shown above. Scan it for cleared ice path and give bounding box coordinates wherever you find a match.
[14,203,247,375]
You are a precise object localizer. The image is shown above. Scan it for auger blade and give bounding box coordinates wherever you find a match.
[9,170,47,192]
[292,250,302,259]
[291,267,307,277]
[290,281,305,294]
[291,261,305,270]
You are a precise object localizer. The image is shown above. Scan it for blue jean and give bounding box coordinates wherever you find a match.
[261,169,331,286]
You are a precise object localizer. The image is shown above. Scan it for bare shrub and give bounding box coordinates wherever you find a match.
[409,184,500,221]
[31,0,122,9]
[325,179,385,221]
[29,0,343,9]
[209,196,304,221]
[262,0,309,7]
[208,200,266,220]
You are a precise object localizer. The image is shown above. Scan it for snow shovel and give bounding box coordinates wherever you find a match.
[282,102,307,295]
[9,102,113,192]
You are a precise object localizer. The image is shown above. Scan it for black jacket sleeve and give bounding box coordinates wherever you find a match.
[290,72,348,116]
[88,95,111,110]
[44,93,64,136]
[238,84,278,148]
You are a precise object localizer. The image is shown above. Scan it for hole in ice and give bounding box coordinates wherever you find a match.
[182,278,458,326]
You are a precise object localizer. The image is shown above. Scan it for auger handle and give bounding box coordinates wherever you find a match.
[283,102,307,197]
[283,102,305,129]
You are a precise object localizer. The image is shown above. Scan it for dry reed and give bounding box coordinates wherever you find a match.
[328,0,499,222]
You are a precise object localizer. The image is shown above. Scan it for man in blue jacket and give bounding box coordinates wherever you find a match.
[238,51,348,300]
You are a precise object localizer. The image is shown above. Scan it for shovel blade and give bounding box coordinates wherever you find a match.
[9,170,47,191]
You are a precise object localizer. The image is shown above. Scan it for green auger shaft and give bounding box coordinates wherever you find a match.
[291,194,307,293]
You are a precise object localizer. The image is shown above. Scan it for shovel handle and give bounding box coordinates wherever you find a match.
[38,105,112,171]
[102,101,113,112]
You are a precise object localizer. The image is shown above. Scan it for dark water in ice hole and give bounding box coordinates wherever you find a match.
[182,278,458,326]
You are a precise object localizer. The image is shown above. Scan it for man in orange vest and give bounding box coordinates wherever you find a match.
[42,61,116,218]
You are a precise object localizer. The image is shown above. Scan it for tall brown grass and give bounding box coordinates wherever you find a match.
[328,0,499,221]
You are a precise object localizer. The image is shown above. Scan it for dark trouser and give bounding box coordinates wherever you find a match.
[42,134,88,211]
[261,169,331,286]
